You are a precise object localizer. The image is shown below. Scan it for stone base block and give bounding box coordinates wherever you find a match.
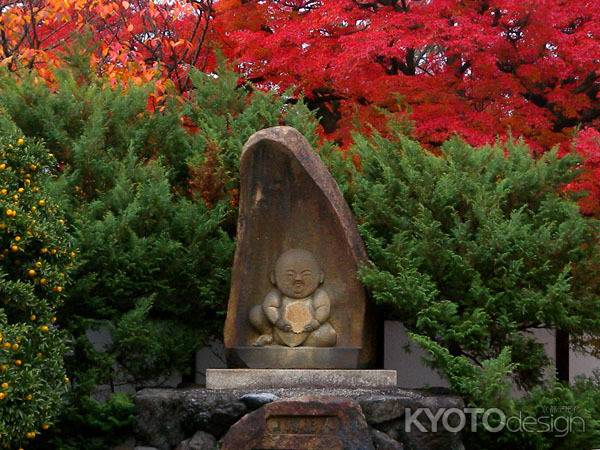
[206,368,397,390]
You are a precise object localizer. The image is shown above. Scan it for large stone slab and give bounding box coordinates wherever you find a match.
[206,369,397,389]
[224,126,376,368]
[221,396,374,450]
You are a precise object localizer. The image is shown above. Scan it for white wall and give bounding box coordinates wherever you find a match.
[195,340,226,384]
[570,344,600,382]
[383,321,449,388]
[193,322,600,388]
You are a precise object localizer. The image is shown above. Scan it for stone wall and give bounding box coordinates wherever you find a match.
[134,387,465,450]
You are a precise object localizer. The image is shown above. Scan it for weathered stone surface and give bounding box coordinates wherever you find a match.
[135,389,188,450]
[227,346,360,369]
[134,389,247,450]
[239,392,279,409]
[362,392,465,450]
[207,369,397,389]
[174,431,217,450]
[224,126,376,368]
[249,248,338,348]
[181,394,247,441]
[135,387,464,450]
[221,396,374,450]
[359,394,414,424]
[371,428,404,450]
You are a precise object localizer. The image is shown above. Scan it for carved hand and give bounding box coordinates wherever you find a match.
[275,318,292,332]
[303,319,320,332]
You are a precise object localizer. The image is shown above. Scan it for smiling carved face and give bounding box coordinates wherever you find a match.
[273,249,323,299]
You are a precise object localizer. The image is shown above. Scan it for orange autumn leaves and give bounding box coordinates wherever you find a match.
[0,0,213,91]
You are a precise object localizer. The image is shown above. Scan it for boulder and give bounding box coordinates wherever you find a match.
[371,428,404,449]
[175,431,217,450]
[239,392,279,409]
[221,396,374,450]
[134,389,247,450]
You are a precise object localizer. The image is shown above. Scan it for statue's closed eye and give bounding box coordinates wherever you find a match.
[301,270,312,277]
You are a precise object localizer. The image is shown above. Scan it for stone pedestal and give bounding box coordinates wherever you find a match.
[206,369,397,390]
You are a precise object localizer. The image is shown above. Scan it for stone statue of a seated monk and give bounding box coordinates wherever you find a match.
[249,249,337,348]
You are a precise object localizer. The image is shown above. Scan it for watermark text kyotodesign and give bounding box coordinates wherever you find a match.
[404,407,585,437]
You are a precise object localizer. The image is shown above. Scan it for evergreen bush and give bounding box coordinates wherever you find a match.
[346,129,600,448]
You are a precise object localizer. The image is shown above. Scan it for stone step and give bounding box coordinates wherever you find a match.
[206,368,397,390]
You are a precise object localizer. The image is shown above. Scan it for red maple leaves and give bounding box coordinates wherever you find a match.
[213,0,600,212]
[215,0,599,150]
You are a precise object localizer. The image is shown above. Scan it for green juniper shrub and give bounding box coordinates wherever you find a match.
[0,64,232,448]
[505,374,600,450]
[0,62,192,190]
[65,152,234,381]
[44,392,134,450]
[0,112,74,448]
[346,129,600,449]
[183,65,338,207]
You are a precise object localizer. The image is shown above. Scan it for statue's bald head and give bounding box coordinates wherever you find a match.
[272,249,323,299]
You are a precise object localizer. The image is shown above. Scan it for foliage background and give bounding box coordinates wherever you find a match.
[340,128,600,449]
[0,1,599,447]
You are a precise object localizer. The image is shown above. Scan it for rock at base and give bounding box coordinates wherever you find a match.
[239,392,279,409]
[221,396,374,450]
[175,431,216,450]
[371,428,404,450]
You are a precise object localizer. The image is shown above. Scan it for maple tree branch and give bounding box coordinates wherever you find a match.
[0,5,30,66]
[38,20,73,48]
[417,64,433,76]
[477,1,490,14]
[399,48,416,75]
[191,0,213,67]
[491,8,501,27]
[311,93,346,102]
[275,0,320,13]
[27,0,40,51]
[561,16,586,34]
[353,0,379,10]
[574,70,600,95]
[0,28,10,59]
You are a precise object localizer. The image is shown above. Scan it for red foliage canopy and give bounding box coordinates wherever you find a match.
[1,0,599,212]
[215,0,600,152]
[568,127,600,216]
